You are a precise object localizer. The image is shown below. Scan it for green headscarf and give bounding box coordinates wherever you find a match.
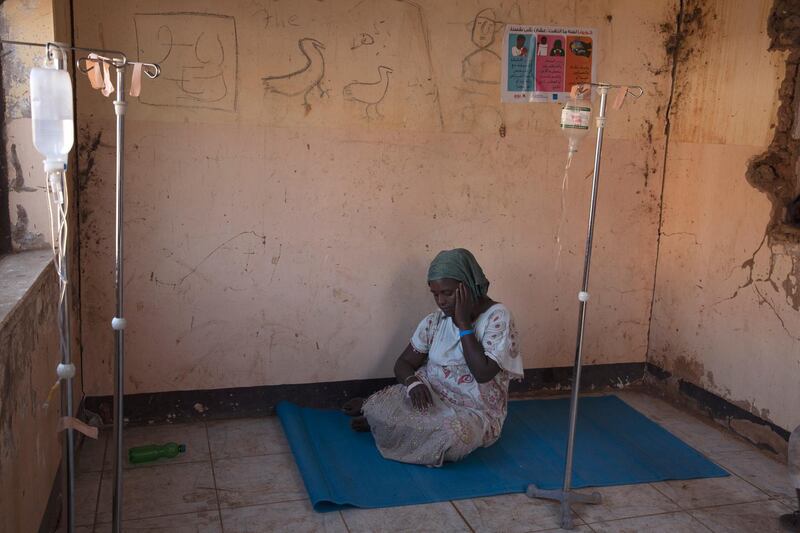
[427,248,490,300]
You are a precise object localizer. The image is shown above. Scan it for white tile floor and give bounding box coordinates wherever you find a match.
[72,391,796,532]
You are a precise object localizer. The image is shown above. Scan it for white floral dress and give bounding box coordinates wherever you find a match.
[362,303,523,466]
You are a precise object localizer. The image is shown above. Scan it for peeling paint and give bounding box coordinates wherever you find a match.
[646,369,789,458]
[11,204,47,250]
[9,144,36,193]
[670,354,705,382]
[0,31,9,255]
[715,235,800,341]
[0,25,32,119]
[747,0,800,242]
[781,254,800,309]
[730,418,787,456]
[662,0,709,64]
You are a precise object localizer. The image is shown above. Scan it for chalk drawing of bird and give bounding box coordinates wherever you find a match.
[262,38,327,113]
[343,65,393,120]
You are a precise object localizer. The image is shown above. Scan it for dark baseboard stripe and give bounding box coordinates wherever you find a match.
[511,362,645,394]
[84,362,646,425]
[645,362,790,442]
[83,360,788,447]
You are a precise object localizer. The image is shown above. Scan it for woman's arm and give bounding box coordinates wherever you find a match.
[394,343,426,385]
[454,284,501,383]
[394,343,434,410]
[459,332,500,383]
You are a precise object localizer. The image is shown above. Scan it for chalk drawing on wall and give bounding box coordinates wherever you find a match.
[250,1,301,30]
[133,12,238,111]
[343,65,393,120]
[350,32,376,50]
[462,8,503,85]
[262,38,328,114]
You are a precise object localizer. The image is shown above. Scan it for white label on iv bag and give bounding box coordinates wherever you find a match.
[560,105,591,130]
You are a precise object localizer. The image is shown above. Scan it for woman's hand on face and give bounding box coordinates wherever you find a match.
[408,380,433,411]
[454,283,475,329]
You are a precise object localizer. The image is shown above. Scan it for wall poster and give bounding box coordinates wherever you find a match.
[501,25,595,103]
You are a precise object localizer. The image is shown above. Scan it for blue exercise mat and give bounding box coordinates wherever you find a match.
[276,395,728,512]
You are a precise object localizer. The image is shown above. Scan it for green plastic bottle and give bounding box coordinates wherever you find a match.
[128,442,186,464]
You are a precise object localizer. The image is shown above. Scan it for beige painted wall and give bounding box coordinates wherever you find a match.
[74,0,677,395]
[649,0,800,432]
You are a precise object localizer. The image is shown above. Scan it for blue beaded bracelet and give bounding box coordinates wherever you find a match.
[459,329,474,338]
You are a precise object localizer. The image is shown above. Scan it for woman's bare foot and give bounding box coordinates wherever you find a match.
[350,416,371,432]
[342,397,365,417]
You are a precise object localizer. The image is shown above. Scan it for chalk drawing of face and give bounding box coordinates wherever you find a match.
[471,8,500,49]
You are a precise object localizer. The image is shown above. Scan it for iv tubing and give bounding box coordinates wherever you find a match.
[48,166,76,533]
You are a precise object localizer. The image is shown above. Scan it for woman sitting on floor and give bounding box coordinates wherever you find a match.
[344,248,523,467]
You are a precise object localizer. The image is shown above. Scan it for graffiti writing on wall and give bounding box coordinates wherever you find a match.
[134,12,238,111]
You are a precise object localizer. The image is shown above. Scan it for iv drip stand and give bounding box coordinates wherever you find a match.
[74,48,157,533]
[0,38,86,533]
[73,46,157,532]
[73,46,158,533]
[525,83,611,530]
[111,65,127,533]
[1,39,159,533]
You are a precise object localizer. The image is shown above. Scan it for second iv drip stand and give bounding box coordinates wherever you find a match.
[526,82,644,530]
[0,39,160,533]
[79,46,162,533]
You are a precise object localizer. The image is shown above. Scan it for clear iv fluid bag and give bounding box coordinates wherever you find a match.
[30,66,74,165]
[560,97,592,154]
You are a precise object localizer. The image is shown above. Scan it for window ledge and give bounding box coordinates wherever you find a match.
[0,249,54,329]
